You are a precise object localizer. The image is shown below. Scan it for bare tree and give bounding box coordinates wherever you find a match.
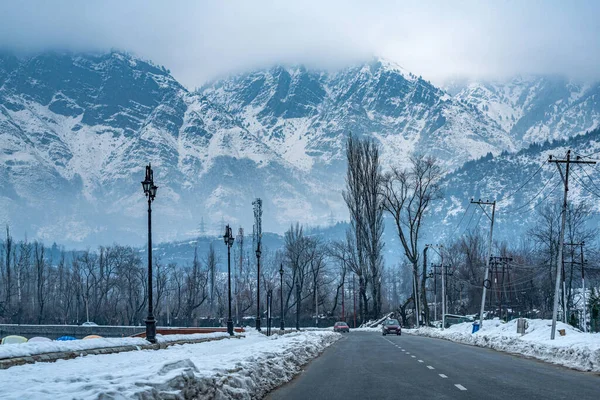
[380,155,443,325]
[343,134,385,320]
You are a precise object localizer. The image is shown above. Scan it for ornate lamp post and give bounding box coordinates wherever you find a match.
[279,263,285,331]
[223,224,235,336]
[141,164,158,343]
[256,243,262,331]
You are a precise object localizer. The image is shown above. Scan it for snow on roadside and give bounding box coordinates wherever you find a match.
[351,327,380,332]
[405,319,600,372]
[0,336,149,360]
[0,332,231,360]
[0,330,340,399]
[156,331,230,343]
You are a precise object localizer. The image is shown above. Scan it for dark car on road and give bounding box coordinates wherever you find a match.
[382,319,401,336]
[333,321,350,333]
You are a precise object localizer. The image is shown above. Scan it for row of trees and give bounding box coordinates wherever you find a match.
[341,133,600,330]
[1,134,599,329]
[0,223,417,327]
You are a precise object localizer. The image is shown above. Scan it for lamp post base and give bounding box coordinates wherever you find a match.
[227,318,234,336]
[256,319,261,331]
[145,316,157,343]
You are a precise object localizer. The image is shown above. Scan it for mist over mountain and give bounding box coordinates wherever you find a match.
[1,50,599,248]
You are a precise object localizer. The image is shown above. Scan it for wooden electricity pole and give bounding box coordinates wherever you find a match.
[548,151,595,339]
[471,199,496,329]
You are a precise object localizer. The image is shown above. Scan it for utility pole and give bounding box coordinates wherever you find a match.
[428,245,445,329]
[471,199,496,329]
[423,245,430,324]
[236,227,244,325]
[253,198,263,331]
[581,242,587,333]
[430,263,452,326]
[353,274,357,328]
[490,257,513,320]
[548,151,595,339]
[565,241,587,332]
[341,276,345,322]
[412,272,420,327]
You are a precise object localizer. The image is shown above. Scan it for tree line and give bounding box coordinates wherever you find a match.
[1,134,599,329]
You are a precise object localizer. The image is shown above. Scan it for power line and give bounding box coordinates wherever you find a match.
[501,170,559,215]
[449,203,471,236]
[578,164,600,194]
[576,148,600,159]
[458,206,479,237]
[497,161,546,205]
[571,169,600,199]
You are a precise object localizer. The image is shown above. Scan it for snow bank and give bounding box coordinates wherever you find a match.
[0,337,149,360]
[0,332,232,360]
[155,331,230,343]
[0,330,340,399]
[406,319,600,372]
[351,327,380,332]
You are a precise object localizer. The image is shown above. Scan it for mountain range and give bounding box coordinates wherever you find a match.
[0,50,599,247]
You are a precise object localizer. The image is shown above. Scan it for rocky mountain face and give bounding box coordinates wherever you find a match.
[450,77,600,146]
[0,51,599,246]
[201,59,514,173]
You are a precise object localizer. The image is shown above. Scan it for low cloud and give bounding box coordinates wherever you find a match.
[1,1,599,87]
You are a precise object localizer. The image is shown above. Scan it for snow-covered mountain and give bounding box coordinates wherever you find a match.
[1,51,599,246]
[201,59,515,172]
[436,127,600,242]
[450,76,600,146]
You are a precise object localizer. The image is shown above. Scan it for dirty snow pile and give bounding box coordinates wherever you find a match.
[0,330,340,399]
[406,319,600,372]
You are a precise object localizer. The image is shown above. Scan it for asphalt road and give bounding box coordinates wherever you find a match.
[266,331,600,400]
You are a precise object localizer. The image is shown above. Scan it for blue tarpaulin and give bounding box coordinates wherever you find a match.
[56,336,77,341]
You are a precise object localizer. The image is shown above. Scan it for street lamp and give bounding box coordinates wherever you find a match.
[141,164,158,343]
[279,263,285,331]
[223,224,235,336]
[256,243,262,331]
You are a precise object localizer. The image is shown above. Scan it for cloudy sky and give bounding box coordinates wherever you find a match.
[1,0,599,87]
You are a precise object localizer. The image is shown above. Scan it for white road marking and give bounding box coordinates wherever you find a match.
[411,355,416,358]
[439,374,448,378]
[406,352,410,354]
[418,360,423,363]
[455,384,467,391]
[401,349,405,352]
[427,366,435,369]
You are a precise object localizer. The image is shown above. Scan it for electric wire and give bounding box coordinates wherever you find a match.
[449,202,472,236]
[503,172,561,215]
[576,148,600,159]
[499,169,557,214]
[497,161,546,205]
[458,206,478,237]
[578,164,600,194]
[571,169,600,199]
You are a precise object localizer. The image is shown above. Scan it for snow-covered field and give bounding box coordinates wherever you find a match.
[0,330,340,399]
[406,319,600,372]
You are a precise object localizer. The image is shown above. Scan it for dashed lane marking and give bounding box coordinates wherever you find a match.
[439,374,448,379]
[411,355,416,358]
[427,366,434,370]
[455,384,467,391]
[418,360,423,363]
